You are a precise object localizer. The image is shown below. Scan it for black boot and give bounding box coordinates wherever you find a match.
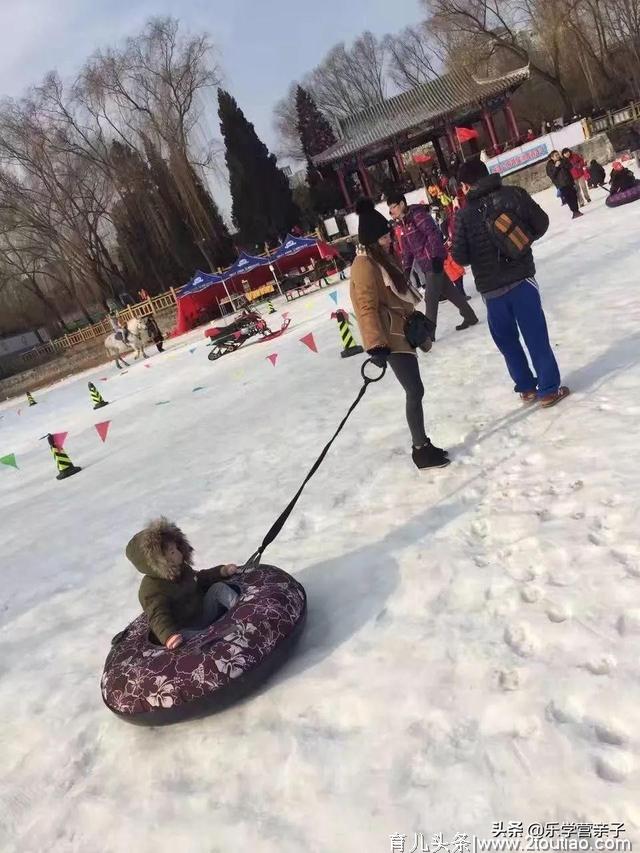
[412,441,451,470]
[456,316,479,331]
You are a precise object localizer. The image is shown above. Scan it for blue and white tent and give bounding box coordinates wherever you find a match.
[179,270,225,296]
[270,235,318,260]
[222,252,270,279]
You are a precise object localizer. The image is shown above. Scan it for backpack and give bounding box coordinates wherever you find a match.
[481,198,534,260]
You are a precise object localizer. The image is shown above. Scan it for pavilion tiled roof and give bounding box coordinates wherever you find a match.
[313,65,530,166]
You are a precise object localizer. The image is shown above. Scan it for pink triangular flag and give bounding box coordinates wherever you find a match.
[144,363,152,369]
[51,431,68,449]
[100,377,108,382]
[282,312,290,320]
[266,353,278,367]
[300,332,318,353]
[95,421,111,443]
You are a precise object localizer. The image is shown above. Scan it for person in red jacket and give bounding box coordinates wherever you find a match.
[562,148,591,206]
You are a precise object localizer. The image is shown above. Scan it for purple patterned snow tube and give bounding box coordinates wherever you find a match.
[101,565,307,725]
[606,183,640,207]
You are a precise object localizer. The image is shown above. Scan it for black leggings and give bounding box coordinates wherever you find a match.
[388,352,428,447]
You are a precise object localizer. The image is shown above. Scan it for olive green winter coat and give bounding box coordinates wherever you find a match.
[126,518,227,645]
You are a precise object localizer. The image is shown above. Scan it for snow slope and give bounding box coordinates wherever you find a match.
[1,181,640,852]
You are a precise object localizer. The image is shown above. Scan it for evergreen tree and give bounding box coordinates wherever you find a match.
[295,86,337,159]
[295,86,343,216]
[218,88,300,247]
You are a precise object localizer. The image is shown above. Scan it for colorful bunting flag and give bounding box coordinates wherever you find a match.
[144,363,152,369]
[192,386,205,392]
[189,347,197,354]
[0,453,17,469]
[266,353,278,367]
[95,421,111,443]
[156,401,171,406]
[16,409,21,416]
[329,290,338,305]
[51,432,68,449]
[300,332,318,353]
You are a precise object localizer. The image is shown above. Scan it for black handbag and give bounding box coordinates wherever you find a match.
[404,311,436,349]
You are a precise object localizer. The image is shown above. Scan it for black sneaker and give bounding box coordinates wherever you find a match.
[412,441,451,470]
[456,316,479,331]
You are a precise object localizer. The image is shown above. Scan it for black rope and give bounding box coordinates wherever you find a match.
[245,358,386,568]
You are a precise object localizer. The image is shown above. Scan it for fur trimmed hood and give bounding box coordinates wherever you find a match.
[126,517,194,580]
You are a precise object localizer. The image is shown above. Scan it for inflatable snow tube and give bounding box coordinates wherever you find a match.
[606,183,640,207]
[101,565,306,725]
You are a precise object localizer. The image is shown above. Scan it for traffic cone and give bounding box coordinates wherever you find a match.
[88,381,109,410]
[26,391,37,406]
[47,434,81,480]
[267,299,277,314]
[331,309,363,359]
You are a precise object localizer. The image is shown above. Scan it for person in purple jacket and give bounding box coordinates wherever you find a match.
[387,190,478,332]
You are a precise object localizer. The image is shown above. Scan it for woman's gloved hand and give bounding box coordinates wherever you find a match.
[367,347,390,368]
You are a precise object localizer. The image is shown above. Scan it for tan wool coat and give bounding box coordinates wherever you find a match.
[350,254,418,355]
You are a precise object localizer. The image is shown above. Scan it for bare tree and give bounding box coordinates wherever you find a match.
[273,83,305,162]
[426,0,578,111]
[385,25,442,90]
[0,15,231,337]
[79,17,221,159]
[304,32,388,124]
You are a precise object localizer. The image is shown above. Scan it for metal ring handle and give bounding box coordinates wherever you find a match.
[361,357,387,383]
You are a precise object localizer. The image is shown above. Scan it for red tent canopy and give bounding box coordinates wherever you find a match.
[172,240,339,336]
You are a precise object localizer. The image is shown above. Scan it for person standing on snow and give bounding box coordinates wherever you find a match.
[386,189,478,334]
[546,151,582,219]
[451,157,570,409]
[350,198,450,470]
[562,147,591,206]
[628,125,640,169]
[145,315,165,352]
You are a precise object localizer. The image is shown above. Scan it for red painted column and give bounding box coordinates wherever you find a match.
[504,101,520,140]
[445,124,460,157]
[357,158,373,197]
[482,109,499,151]
[432,135,447,173]
[394,144,405,174]
[337,167,351,207]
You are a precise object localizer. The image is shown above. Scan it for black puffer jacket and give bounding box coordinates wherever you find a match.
[451,174,549,294]
[546,158,574,189]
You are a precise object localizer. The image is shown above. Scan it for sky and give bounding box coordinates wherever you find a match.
[0,0,424,213]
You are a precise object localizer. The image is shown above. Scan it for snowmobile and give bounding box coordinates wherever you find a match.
[205,309,290,360]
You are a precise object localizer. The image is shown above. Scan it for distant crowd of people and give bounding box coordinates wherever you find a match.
[546,143,640,219]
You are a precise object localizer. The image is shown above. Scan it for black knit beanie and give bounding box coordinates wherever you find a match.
[356,198,390,245]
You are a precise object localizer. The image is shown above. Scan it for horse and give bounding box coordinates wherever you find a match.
[104,317,148,369]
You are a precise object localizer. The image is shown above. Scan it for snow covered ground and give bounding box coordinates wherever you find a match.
[1,179,640,853]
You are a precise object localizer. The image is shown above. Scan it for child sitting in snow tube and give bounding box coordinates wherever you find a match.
[101,518,306,724]
[606,161,640,207]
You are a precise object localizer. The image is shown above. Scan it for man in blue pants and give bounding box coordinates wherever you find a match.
[451,158,569,408]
